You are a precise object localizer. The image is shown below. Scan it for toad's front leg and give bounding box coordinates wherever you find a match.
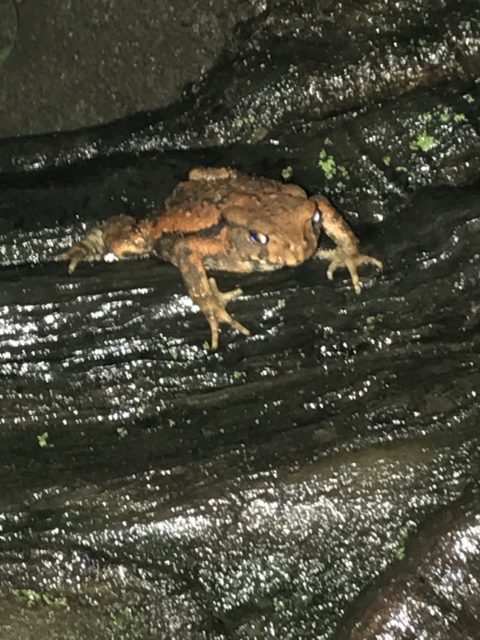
[172,236,249,349]
[313,196,383,294]
[57,215,153,272]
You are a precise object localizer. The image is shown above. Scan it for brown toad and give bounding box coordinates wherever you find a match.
[57,167,382,348]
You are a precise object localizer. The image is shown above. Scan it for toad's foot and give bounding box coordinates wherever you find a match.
[56,228,105,273]
[316,248,383,294]
[57,216,153,273]
[204,278,249,349]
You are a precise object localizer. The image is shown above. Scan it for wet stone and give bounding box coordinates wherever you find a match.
[0,156,479,638]
[338,497,480,639]
[0,0,480,638]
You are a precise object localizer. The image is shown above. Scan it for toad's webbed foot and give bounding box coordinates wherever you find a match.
[316,248,383,294]
[204,278,249,349]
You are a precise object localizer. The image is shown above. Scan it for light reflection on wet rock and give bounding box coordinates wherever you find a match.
[0,440,479,638]
[339,499,480,640]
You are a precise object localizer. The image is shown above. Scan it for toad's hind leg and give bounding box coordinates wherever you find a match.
[57,215,153,273]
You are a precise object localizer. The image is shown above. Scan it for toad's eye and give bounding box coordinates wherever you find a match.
[249,230,269,245]
[312,209,322,225]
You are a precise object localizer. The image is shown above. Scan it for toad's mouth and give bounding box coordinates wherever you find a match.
[255,261,282,272]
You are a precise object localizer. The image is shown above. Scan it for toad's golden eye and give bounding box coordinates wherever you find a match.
[249,230,269,245]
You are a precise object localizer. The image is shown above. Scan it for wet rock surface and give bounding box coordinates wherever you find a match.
[337,493,480,639]
[0,157,479,638]
[0,0,480,638]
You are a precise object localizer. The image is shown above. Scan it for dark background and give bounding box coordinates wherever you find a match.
[1,0,260,137]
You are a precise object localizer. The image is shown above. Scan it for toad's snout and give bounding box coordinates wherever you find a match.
[282,240,308,266]
[282,225,318,266]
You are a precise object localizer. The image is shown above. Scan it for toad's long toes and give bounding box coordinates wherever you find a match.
[326,260,342,280]
[208,277,243,305]
[347,253,383,294]
[356,255,383,270]
[318,247,382,294]
[207,307,250,350]
[56,246,87,273]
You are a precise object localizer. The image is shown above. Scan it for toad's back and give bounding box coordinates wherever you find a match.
[164,167,309,221]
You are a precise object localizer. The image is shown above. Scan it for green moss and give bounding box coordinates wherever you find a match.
[108,606,134,632]
[318,149,337,179]
[36,432,51,448]
[438,107,466,124]
[0,46,11,62]
[116,426,128,439]
[439,108,451,123]
[281,165,293,180]
[234,113,256,130]
[394,526,410,561]
[0,6,17,65]
[13,588,68,608]
[382,155,391,166]
[420,112,433,123]
[395,546,406,561]
[317,149,349,182]
[409,131,438,152]
[417,105,468,139]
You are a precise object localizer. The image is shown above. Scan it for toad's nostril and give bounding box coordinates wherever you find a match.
[288,241,297,253]
[284,247,301,266]
[291,242,303,256]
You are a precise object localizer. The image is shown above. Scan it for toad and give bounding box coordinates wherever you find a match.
[57,167,382,348]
